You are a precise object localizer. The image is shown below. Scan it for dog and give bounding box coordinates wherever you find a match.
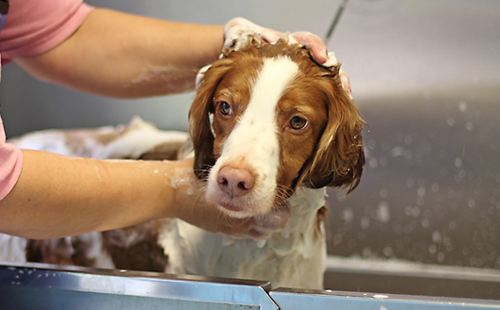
[0,34,364,290]
[162,34,364,289]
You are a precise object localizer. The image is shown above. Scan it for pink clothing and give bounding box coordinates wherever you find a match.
[0,0,94,200]
[0,116,21,200]
[0,0,93,64]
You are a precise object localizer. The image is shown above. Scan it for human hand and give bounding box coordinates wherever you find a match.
[222,18,352,96]
[170,158,290,239]
[339,68,352,98]
[223,17,328,65]
[288,30,329,64]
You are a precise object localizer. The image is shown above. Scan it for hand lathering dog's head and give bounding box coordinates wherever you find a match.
[189,38,364,218]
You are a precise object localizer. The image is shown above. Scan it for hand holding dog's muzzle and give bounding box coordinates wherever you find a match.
[172,158,290,238]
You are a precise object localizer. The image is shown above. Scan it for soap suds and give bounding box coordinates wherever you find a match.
[168,167,199,196]
[94,166,102,182]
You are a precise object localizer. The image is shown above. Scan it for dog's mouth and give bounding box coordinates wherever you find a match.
[206,164,294,218]
[216,196,291,220]
[217,202,256,219]
[219,202,245,212]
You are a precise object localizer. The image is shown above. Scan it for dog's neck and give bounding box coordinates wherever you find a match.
[222,186,326,248]
[160,185,327,289]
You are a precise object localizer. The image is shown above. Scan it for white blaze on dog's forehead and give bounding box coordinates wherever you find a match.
[249,56,300,115]
[240,56,299,129]
[220,56,299,163]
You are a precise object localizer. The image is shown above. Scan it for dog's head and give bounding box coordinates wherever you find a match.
[189,37,364,218]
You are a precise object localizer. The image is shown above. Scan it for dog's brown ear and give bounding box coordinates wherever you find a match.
[189,58,233,179]
[302,64,365,194]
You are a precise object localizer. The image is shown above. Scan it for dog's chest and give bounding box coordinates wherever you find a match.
[159,187,327,289]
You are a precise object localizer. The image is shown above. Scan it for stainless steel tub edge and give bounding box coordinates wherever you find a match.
[1,262,500,310]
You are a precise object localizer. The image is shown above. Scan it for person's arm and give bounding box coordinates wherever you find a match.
[14,8,223,98]
[0,150,280,239]
[14,10,329,99]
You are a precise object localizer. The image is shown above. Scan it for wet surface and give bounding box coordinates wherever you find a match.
[324,270,500,300]
[325,86,500,269]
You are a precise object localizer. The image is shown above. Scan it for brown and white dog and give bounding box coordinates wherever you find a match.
[0,34,364,289]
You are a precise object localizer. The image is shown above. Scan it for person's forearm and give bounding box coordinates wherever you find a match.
[15,9,223,98]
[0,150,183,239]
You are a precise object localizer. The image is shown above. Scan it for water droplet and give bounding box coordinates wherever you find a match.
[417,187,426,197]
[455,170,466,180]
[421,218,430,228]
[368,158,378,168]
[390,146,405,157]
[376,202,390,223]
[361,216,370,229]
[448,221,457,230]
[411,206,420,217]
[343,208,354,223]
[432,230,442,242]
[458,101,467,112]
[404,206,412,216]
[437,252,446,262]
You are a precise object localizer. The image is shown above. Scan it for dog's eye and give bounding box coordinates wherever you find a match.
[290,116,307,130]
[218,101,232,116]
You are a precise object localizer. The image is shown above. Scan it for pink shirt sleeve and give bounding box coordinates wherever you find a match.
[0,0,94,63]
[0,0,94,200]
[0,116,22,200]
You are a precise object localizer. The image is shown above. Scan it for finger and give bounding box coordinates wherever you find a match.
[259,26,282,44]
[339,68,353,98]
[253,205,291,231]
[246,227,271,240]
[218,204,291,237]
[291,31,328,64]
